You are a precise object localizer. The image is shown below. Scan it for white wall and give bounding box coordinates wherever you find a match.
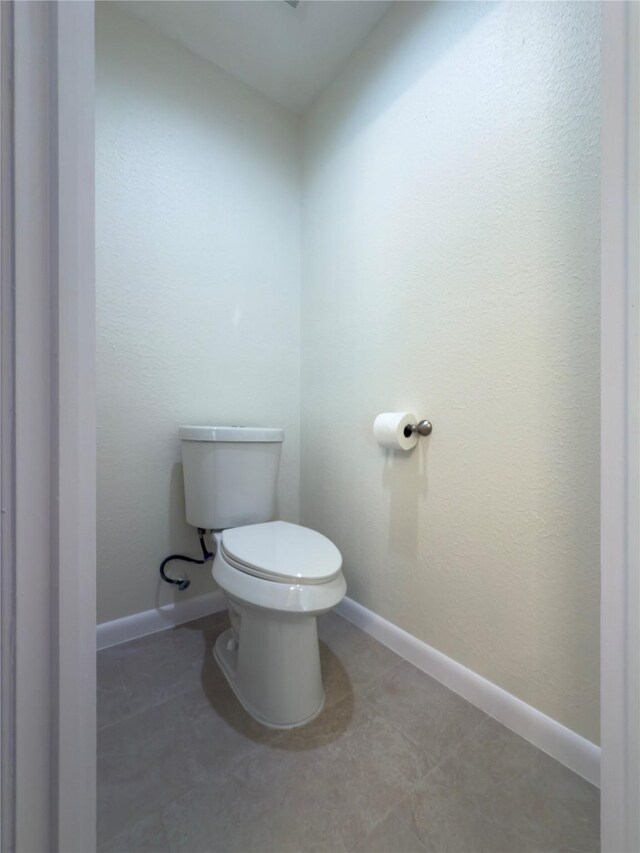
[97,0,601,744]
[96,4,300,623]
[301,1,601,743]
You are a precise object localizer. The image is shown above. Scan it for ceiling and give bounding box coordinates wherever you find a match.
[119,0,393,114]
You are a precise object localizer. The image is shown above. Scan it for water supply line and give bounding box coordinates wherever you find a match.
[159,528,214,591]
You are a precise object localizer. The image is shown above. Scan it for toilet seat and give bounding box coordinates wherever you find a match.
[221,520,342,584]
[213,522,346,616]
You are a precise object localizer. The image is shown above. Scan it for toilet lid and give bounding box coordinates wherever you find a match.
[221,521,342,584]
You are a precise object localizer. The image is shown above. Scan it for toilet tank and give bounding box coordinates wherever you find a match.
[179,426,283,530]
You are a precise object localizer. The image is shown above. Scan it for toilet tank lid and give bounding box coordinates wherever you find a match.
[179,426,284,443]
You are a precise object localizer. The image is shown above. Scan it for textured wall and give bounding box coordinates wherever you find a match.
[97,0,601,743]
[301,1,601,742]
[96,4,301,623]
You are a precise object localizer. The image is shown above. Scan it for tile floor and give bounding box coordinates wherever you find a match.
[97,610,599,853]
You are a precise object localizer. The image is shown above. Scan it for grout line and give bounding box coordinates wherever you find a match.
[346,808,427,853]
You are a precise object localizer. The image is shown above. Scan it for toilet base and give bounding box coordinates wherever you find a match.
[213,610,326,728]
[214,629,325,729]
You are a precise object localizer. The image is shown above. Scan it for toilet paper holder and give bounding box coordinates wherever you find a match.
[404,419,433,438]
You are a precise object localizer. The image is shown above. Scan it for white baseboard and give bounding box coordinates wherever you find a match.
[97,590,227,650]
[335,596,600,788]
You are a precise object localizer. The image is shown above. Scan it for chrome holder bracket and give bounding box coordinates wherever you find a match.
[404,419,433,438]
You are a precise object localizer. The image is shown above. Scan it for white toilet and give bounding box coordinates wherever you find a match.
[180,425,346,728]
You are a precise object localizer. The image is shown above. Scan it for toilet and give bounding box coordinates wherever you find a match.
[180,425,346,728]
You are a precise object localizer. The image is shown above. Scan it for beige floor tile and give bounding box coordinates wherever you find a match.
[391,717,599,853]
[162,747,348,852]
[116,613,230,715]
[98,809,170,853]
[364,660,487,764]
[98,612,600,853]
[97,649,131,730]
[97,696,196,844]
[323,708,432,849]
[163,698,430,852]
[179,682,280,786]
[353,811,427,853]
[469,720,599,852]
[98,680,274,844]
[321,622,403,692]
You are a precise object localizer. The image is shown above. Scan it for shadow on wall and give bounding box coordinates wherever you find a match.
[381,440,430,563]
[308,1,497,151]
[154,461,217,609]
[169,461,190,549]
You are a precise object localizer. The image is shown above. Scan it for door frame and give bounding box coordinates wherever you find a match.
[601,2,640,851]
[0,0,637,850]
[0,2,96,851]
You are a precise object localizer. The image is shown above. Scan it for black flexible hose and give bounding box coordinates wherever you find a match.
[159,528,213,591]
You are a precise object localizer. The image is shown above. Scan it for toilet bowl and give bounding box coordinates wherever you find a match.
[179,426,346,728]
[212,520,346,728]
[213,521,346,728]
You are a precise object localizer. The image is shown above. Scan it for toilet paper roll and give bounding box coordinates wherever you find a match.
[373,412,418,451]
